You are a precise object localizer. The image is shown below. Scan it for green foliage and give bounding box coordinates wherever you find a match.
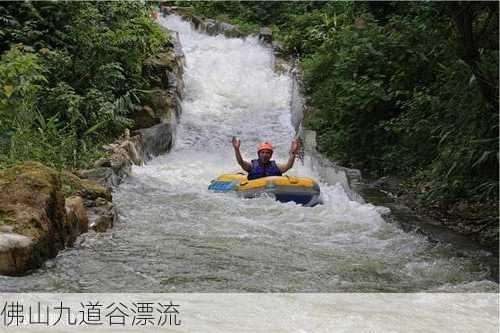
[279,2,357,56]
[178,1,348,55]
[184,1,499,204]
[303,18,398,171]
[0,1,169,170]
[0,46,46,117]
[303,6,498,203]
[0,46,47,160]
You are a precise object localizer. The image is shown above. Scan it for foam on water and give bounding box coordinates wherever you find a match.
[0,14,496,295]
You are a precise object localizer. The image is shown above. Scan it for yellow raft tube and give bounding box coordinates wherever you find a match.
[208,173,321,206]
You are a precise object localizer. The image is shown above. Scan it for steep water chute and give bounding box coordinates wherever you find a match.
[0,14,496,293]
[113,15,496,292]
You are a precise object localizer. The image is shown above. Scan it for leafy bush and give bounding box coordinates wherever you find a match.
[304,6,498,203]
[303,18,399,171]
[0,2,169,169]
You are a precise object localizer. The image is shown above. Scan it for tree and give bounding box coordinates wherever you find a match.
[440,1,499,111]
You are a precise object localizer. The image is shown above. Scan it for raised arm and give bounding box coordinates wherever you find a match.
[232,137,252,172]
[279,138,300,174]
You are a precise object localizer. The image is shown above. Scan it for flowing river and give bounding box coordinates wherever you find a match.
[0,15,497,294]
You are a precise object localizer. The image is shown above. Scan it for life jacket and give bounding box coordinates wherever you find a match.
[247,159,282,180]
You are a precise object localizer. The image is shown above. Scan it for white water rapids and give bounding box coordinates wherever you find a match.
[1,15,497,297]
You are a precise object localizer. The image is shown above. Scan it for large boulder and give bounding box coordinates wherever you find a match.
[133,122,174,160]
[190,15,203,31]
[77,130,143,187]
[62,173,116,234]
[0,162,115,276]
[0,162,67,275]
[77,167,122,188]
[60,170,112,202]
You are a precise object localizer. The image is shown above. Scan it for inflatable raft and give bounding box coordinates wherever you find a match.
[208,173,321,206]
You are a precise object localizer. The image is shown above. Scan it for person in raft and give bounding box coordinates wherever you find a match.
[232,137,300,180]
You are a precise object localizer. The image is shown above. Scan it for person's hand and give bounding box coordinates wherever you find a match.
[232,136,241,150]
[290,138,300,155]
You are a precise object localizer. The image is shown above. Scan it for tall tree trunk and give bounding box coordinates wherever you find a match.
[447,1,499,112]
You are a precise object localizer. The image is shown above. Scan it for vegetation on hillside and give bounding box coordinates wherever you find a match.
[0,1,167,169]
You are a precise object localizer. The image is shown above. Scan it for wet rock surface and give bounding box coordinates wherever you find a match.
[0,162,119,276]
[366,176,499,254]
[130,105,160,130]
[64,196,88,247]
[0,233,33,276]
[87,198,118,233]
[259,27,273,44]
[0,163,90,275]
[133,123,174,160]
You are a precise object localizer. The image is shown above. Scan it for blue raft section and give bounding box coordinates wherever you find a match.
[208,175,321,207]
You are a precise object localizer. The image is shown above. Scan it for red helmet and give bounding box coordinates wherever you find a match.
[257,141,273,153]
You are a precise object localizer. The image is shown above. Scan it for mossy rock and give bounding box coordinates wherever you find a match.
[144,51,176,68]
[0,161,66,273]
[0,161,60,191]
[0,210,16,227]
[0,162,98,275]
[60,171,112,201]
[0,162,61,216]
[12,212,46,240]
[143,51,177,89]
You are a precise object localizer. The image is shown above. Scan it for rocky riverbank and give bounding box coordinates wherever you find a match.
[0,18,185,276]
[365,176,499,254]
[0,162,114,275]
